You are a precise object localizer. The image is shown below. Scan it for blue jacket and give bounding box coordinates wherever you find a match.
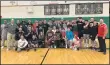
[66,31,74,40]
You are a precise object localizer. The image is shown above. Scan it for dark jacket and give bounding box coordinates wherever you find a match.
[15,31,24,40]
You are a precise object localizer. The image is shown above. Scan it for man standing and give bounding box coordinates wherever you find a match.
[43,20,49,36]
[22,20,28,35]
[83,20,89,48]
[27,20,33,27]
[37,21,44,35]
[76,17,85,48]
[7,19,17,51]
[98,18,108,55]
[15,20,21,33]
[88,17,95,48]
[16,20,21,27]
[1,20,8,49]
[32,20,38,33]
[89,20,98,50]
[89,17,94,23]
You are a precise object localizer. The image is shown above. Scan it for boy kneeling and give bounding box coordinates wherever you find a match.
[30,34,38,51]
[17,35,29,52]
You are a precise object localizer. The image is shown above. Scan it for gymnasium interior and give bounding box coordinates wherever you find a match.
[1,1,109,64]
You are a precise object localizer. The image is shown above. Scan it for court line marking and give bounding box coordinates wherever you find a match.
[40,48,50,65]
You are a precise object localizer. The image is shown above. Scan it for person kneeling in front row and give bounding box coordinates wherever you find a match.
[72,35,80,50]
[30,34,38,51]
[17,35,29,52]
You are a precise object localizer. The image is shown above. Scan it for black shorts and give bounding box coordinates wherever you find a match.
[78,32,83,39]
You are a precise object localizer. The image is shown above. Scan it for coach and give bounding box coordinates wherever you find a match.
[98,18,108,55]
[7,19,17,51]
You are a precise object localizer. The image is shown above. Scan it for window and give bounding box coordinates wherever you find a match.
[44,4,69,15]
[75,3,103,15]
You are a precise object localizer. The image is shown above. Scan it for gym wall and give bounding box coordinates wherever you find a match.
[1,2,109,38]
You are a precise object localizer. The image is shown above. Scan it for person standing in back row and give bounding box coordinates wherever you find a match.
[76,17,85,48]
[43,20,49,37]
[88,17,95,49]
[32,20,38,33]
[89,20,98,50]
[98,18,108,55]
[37,21,44,35]
[88,18,98,50]
[7,19,17,51]
[83,20,89,48]
[1,20,8,49]
[72,19,78,37]
[27,20,33,27]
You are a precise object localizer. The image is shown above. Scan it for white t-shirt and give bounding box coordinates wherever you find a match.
[18,39,28,48]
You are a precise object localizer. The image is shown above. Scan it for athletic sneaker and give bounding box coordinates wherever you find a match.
[51,46,53,48]
[7,48,9,51]
[13,47,16,50]
[54,46,56,48]
[94,47,97,50]
[74,47,77,50]
[27,49,29,52]
[77,47,79,51]
[70,46,72,49]
[34,49,36,51]
[103,52,106,55]
[14,47,17,51]
[89,46,93,49]
[92,47,96,50]
[1,46,4,49]
[66,45,68,48]
[86,44,89,48]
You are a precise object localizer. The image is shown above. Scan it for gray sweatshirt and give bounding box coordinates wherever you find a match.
[7,23,17,34]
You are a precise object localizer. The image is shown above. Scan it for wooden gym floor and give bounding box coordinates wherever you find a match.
[1,39,110,64]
